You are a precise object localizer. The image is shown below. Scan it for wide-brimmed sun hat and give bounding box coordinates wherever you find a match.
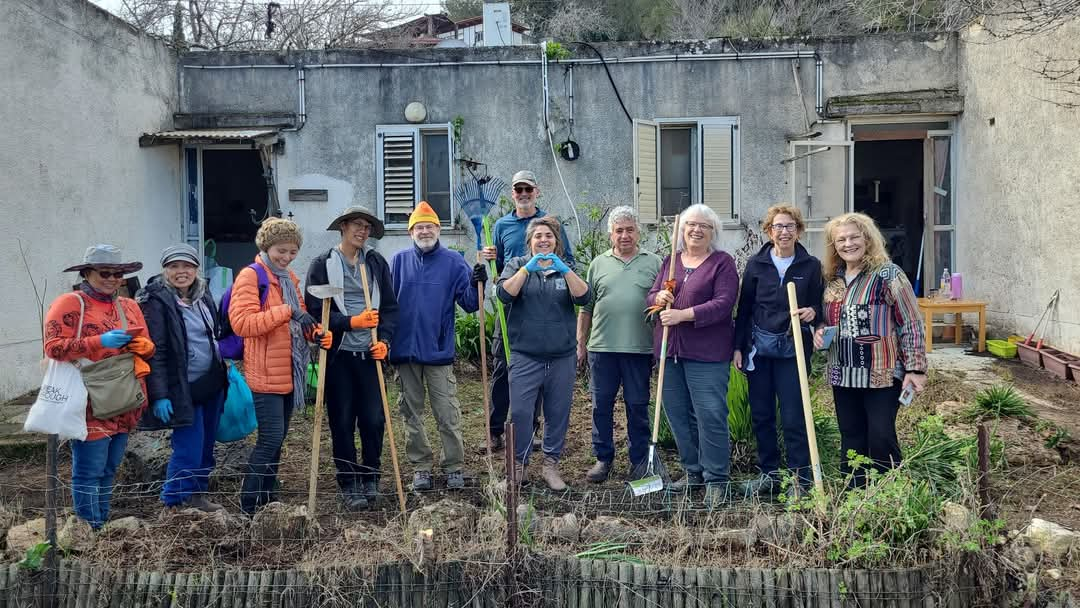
[326,205,385,239]
[63,244,143,273]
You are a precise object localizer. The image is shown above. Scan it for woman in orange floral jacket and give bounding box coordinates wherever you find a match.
[44,245,155,529]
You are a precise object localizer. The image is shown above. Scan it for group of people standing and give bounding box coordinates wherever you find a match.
[42,167,928,528]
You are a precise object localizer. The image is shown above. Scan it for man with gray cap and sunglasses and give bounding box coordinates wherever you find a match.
[305,205,398,511]
[477,170,576,454]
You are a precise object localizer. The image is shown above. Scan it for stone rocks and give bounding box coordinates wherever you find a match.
[1021,518,1078,560]
[250,502,310,544]
[406,499,479,541]
[941,501,973,534]
[532,513,580,543]
[750,512,802,547]
[6,516,95,557]
[935,400,968,418]
[104,516,144,532]
[581,516,641,544]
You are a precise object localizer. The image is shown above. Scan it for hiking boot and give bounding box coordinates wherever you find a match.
[541,457,567,491]
[446,471,466,490]
[585,461,612,484]
[704,482,731,509]
[341,485,369,511]
[668,472,705,492]
[743,474,780,499]
[184,494,226,513]
[363,480,379,502]
[475,435,504,455]
[412,470,433,492]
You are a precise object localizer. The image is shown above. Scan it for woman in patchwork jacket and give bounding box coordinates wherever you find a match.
[813,212,928,486]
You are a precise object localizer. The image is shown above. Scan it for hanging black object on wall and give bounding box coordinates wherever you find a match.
[559,140,581,161]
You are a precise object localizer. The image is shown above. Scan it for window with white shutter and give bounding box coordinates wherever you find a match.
[632,117,740,224]
[376,124,454,228]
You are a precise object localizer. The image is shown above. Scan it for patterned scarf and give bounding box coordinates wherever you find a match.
[260,252,309,411]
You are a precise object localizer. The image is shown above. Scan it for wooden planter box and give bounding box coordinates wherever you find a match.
[1016,342,1043,368]
[1069,361,1080,383]
[1040,348,1080,381]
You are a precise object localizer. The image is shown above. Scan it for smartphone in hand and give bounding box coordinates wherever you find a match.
[820,326,838,349]
[899,384,916,406]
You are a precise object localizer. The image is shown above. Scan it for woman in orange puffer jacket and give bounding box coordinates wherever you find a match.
[230,218,331,515]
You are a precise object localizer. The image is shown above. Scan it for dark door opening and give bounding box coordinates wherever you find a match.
[853,140,924,281]
[203,149,268,274]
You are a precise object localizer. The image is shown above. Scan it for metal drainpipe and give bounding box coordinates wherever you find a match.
[815,55,824,116]
[282,65,306,132]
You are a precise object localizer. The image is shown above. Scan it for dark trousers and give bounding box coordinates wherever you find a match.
[747,355,810,483]
[489,334,541,438]
[162,391,224,506]
[588,352,652,467]
[832,379,903,486]
[325,351,384,490]
[241,391,293,513]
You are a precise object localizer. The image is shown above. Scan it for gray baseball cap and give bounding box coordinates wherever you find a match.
[160,243,200,267]
[511,170,538,187]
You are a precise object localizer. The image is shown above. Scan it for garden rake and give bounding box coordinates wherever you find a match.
[629,213,681,497]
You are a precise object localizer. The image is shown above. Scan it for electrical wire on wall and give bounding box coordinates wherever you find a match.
[569,41,633,124]
[541,41,582,241]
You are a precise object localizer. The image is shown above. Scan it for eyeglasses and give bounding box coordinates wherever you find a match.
[513,185,535,194]
[95,270,126,279]
[346,220,371,232]
[771,223,798,233]
[684,221,714,231]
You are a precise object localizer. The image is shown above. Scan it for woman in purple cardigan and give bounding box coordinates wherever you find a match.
[647,204,740,506]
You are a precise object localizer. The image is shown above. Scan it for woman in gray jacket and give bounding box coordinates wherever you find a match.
[497,216,591,491]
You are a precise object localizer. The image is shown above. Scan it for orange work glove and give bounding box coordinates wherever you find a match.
[370,340,388,360]
[132,355,151,379]
[126,335,155,358]
[350,310,379,330]
[314,327,333,350]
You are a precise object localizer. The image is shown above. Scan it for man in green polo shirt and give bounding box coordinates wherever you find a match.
[576,206,662,483]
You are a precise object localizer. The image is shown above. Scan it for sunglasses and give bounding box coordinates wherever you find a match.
[95,270,126,279]
[513,185,535,194]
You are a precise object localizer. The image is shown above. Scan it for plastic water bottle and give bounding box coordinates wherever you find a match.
[940,268,951,300]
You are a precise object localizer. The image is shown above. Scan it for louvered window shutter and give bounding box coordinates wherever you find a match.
[701,124,733,220]
[633,120,659,225]
[380,132,416,226]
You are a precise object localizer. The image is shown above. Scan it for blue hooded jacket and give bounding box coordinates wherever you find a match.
[389,242,479,366]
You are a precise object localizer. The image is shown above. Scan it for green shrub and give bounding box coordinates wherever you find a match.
[966,384,1033,420]
[454,306,496,366]
[651,363,750,451]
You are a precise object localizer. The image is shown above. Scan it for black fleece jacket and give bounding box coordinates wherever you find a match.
[304,247,398,361]
[734,242,824,354]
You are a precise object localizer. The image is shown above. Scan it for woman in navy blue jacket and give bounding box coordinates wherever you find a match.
[733,205,824,496]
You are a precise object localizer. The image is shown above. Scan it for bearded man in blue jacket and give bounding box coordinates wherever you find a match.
[391,201,488,491]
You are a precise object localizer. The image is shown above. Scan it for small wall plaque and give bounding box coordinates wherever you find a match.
[288,189,329,202]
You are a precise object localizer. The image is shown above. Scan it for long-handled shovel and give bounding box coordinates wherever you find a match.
[629,213,681,497]
[357,264,408,515]
[787,282,825,500]
[305,284,344,519]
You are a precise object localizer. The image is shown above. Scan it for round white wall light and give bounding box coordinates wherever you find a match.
[404,102,427,123]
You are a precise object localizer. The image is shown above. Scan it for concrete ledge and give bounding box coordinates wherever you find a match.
[825,89,963,117]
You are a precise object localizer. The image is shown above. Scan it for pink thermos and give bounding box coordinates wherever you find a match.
[951,272,963,300]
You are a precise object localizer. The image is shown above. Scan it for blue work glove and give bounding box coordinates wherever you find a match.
[523,254,548,273]
[100,330,133,349]
[152,398,173,423]
[547,254,571,274]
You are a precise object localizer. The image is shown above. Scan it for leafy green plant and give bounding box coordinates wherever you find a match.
[519,499,537,549]
[575,542,646,564]
[939,517,1006,554]
[451,115,464,146]
[571,201,611,271]
[19,541,50,571]
[813,410,842,476]
[454,306,496,366]
[545,41,571,61]
[966,385,1034,420]
[902,415,976,494]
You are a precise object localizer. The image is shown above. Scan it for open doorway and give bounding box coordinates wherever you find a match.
[853,139,924,280]
[202,149,268,273]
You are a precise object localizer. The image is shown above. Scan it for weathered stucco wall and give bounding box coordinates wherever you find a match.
[179,34,957,272]
[0,0,179,400]
[956,20,1080,352]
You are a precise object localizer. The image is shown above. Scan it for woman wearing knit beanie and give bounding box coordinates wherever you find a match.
[230,217,332,515]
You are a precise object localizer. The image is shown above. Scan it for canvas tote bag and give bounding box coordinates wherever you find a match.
[73,294,146,420]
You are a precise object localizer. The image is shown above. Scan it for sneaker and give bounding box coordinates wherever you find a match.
[412,470,433,492]
[704,482,731,509]
[585,461,612,484]
[541,456,567,491]
[475,435,504,455]
[668,472,705,491]
[183,494,226,513]
[446,471,465,490]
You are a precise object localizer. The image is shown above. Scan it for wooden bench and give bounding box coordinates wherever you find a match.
[917,298,987,353]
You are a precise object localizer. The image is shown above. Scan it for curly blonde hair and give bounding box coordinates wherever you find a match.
[255,218,303,252]
[822,212,890,278]
[760,204,805,236]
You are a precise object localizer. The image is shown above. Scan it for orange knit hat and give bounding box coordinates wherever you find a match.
[408,201,440,230]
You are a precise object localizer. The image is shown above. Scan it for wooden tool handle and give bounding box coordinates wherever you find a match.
[787,282,825,497]
[306,299,333,518]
